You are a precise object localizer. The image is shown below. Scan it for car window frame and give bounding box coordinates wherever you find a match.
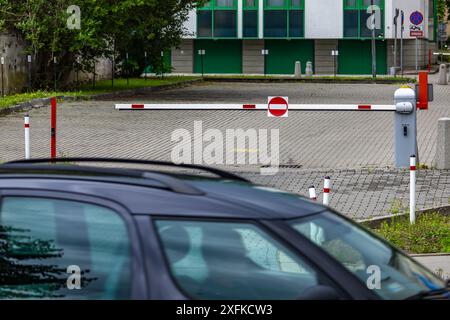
[150,215,353,300]
[0,188,148,300]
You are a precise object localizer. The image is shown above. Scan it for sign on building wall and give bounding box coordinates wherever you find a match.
[409,11,424,38]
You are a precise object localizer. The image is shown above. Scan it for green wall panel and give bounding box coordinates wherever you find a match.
[338,40,387,75]
[265,40,314,75]
[194,40,242,74]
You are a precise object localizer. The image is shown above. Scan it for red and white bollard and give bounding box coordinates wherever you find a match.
[309,186,317,201]
[410,155,416,224]
[24,113,30,159]
[323,176,331,206]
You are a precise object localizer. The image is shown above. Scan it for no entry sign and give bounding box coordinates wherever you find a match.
[268,96,289,118]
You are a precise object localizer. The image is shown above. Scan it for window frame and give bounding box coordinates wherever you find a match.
[151,216,359,300]
[243,0,259,39]
[0,188,147,299]
[343,0,385,39]
[197,0,238,39]
[263,0,305,39]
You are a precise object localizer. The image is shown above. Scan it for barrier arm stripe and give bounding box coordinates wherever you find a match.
[115,104,396,111]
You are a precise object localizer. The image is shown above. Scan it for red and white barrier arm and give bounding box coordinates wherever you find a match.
[115,103,396,111]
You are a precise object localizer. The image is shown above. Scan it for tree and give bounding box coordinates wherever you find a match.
[437,0,447,21]
[0,0,203,89]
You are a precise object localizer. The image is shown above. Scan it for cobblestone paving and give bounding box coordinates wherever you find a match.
[0,74,449,218]
[241,169,450,220]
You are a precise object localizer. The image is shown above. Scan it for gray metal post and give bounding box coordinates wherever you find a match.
[400,11,404,76]
[394,87,417,167]
[415,37,419,71]
[371,0,377,78]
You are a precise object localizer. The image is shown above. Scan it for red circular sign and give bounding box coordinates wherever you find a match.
[268,96,288,117]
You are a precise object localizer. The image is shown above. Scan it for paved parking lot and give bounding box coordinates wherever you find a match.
[0,75,449,218]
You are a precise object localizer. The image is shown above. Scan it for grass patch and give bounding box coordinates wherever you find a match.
[0,77,199,110]
[76,76,199,95]
[368,212,450,254]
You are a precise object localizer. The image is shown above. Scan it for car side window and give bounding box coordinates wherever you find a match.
[155,219,341,300]
[0,197,132,299]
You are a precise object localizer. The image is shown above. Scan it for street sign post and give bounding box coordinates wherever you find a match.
[198,49,206,78]
[261,49,269,76]
[393,8,400,73]
[1,56,4,97]
[332,50,339,77]
[409,11,424,71]
[401,10,404,76]
[268,96,289,118]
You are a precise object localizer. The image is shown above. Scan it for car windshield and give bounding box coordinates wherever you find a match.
[288,211,447,300]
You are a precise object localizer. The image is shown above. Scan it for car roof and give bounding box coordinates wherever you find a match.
[0,159,325,220]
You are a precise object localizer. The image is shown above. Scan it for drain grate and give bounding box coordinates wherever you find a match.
[261,164,303,169]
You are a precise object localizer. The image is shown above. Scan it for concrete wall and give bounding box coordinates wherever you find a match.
[171,39,194,73]
[242,40,264,74]
[387,38,437,69]
[315,40,339,74]
[305,0,343,39]
[66,57,113,84]
[0,32,28,94]
[1,31,112,93]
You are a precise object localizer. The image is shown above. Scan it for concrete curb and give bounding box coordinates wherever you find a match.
[203,77,415,85]
[0,79,203,116]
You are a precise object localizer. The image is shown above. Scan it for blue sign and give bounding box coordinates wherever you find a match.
[410,11,424,26]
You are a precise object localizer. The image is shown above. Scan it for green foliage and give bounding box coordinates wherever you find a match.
[437,0,448,22]
[0,0,204,89]
[372,212,450,254]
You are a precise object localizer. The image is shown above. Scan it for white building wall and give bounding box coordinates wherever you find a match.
[385,0,428,39]
[305,0,343,39]
[183,9,197,39]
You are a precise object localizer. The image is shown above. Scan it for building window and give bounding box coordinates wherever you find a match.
[344,10,359,37]
[216,0,234,7]
[214,10,237,37]
[197,0,237,38]
[264,0,304,38]
[289,10,303,37]
[243,0,258,38]
[344,0,384,38]
[264,10,287,37]
[243,10,258,37]
[198,10,213,37]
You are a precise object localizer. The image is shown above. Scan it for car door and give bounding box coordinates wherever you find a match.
[0,189,147,300]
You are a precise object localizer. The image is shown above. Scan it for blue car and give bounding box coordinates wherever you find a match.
[0,158,448,300]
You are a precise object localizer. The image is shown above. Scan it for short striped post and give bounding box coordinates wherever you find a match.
[24,113,30,159]
[410,155,416,225]
[309,186,317,201]
[323,176,331,206]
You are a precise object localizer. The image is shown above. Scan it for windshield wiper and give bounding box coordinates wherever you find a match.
[406,287,450,300]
